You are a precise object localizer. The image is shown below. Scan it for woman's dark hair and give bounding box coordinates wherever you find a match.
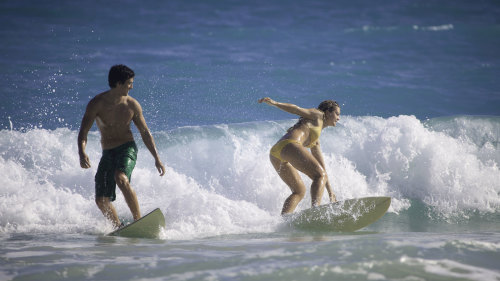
[108,64,135,88]
[317,100,339,113]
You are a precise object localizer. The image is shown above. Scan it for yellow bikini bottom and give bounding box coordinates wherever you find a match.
[270,139,301,162]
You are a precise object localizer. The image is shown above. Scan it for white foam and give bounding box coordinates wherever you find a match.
[413,24,454,31]
[326,115,500,216]
[0,130,105,234]
[1,115,499,237]
[400,256,500,280]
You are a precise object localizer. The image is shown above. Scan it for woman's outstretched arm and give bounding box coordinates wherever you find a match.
[258,97,323,120]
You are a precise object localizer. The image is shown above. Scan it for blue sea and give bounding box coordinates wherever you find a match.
[1,0,500,280]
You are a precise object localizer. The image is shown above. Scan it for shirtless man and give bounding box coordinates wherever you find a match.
[78,64,165,228]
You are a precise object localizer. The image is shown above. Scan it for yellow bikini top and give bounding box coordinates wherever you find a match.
[305,125,322,148]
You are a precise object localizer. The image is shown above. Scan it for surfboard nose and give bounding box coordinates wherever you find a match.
[107,208,165,239]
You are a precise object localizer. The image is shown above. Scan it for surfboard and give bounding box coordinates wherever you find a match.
[107,208,166,239]
[285,197,391,232]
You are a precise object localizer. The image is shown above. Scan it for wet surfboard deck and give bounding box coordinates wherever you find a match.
[285,197,391,232]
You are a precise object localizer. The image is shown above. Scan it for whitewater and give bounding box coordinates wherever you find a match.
[2,115,500,280]
[2,115,498,239]
[2,0,500,279]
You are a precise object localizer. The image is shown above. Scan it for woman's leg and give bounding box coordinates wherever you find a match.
[280,143,327,208]
[270,155,306,214]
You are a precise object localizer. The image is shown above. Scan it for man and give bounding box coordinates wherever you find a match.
[78,64,165,228]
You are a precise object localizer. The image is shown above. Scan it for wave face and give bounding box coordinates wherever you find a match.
[1,115,499,239]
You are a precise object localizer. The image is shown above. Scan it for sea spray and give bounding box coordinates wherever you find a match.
[1,115,499,238]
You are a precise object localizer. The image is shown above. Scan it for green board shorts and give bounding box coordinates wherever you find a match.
[95,141,138,202]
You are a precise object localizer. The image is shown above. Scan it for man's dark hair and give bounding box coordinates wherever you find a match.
[108,64,135,88]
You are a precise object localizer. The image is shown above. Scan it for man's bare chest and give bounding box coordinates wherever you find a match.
[96,103,134,127]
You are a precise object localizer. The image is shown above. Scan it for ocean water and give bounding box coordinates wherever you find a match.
[1,0,500,280]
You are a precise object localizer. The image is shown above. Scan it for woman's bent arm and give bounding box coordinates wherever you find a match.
[311,143,336,202]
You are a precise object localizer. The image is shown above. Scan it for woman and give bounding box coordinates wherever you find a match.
[258,97,340,214]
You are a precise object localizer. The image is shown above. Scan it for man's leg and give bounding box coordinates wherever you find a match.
[115,171,141,221]
[95,196,121,228]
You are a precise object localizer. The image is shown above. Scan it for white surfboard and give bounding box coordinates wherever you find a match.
[108,208,166,239]
[286,197,391,232]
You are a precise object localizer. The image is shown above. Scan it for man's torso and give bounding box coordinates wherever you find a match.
[94,92,136,150]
